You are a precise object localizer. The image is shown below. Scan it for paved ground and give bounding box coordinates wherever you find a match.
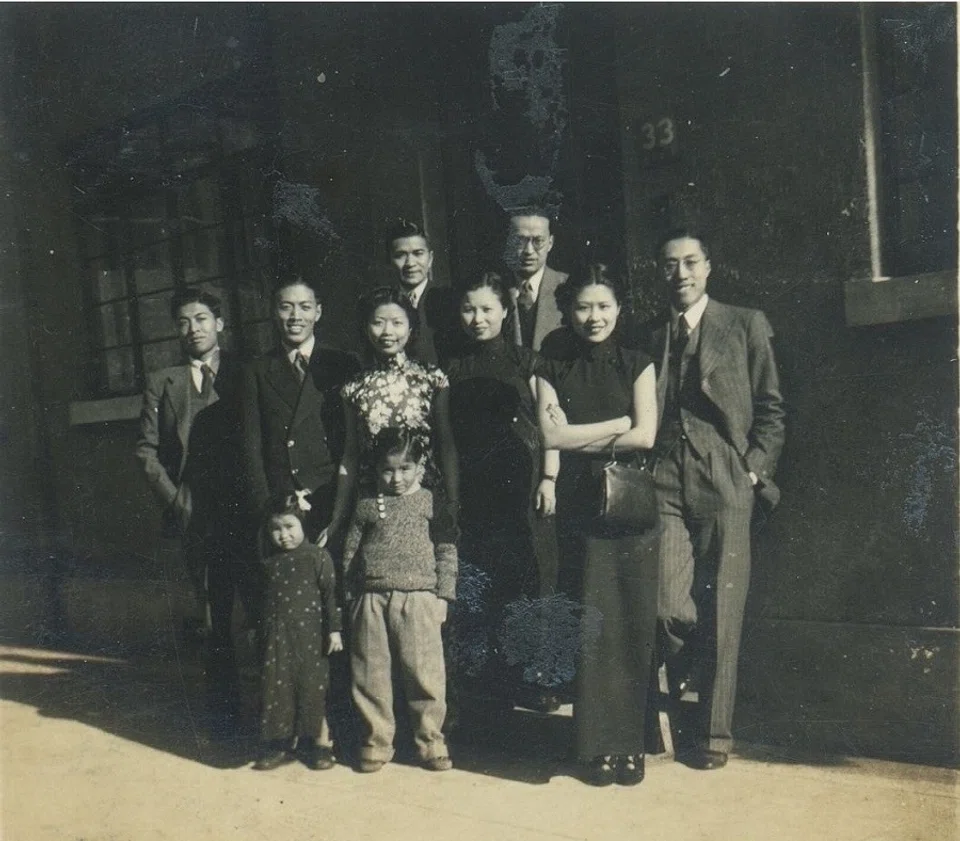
[1,643,957,841]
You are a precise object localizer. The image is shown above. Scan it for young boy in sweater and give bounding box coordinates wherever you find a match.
[343,427,458,773]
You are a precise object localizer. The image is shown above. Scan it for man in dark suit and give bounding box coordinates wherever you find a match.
[647,228,785,770]
[504,211,568,351]
[387,219,457,366]
[241,276,359,762]
[241,276,359,540]
[136,288,255,731]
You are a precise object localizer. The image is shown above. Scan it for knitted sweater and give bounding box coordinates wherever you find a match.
[343,488,457,602]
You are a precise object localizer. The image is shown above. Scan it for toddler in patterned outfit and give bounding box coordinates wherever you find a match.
[253,496,343,771]
[344,427,458,773]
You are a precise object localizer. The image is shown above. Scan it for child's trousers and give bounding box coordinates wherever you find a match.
[351,591,449,762]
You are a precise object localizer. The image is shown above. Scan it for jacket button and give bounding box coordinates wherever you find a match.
[287,439,295,448]
[291,468,299,476]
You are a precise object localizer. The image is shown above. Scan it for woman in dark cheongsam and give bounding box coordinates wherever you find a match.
[445,272,559,710]
[535,264,660,786]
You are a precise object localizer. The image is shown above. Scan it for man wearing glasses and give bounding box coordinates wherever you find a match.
[504,211,567,351]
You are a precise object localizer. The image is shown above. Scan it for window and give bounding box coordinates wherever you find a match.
[846,2,957,326]
[68,76,279,396]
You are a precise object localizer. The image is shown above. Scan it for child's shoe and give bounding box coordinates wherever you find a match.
[423,756,453,772]
[358,758,385,773]
[302,740,336,771]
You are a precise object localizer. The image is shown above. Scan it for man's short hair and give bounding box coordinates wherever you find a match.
[655,227,711,261]
[385,218,431,257]
[170,288,222,321]
[507,207,556,230]
[272,273,319,305]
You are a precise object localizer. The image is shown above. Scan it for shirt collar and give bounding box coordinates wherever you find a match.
[286,334,316,365]
[189,347,220,373]
[519,265,546,298]
[404,279,430,309]
[672,294,709,332]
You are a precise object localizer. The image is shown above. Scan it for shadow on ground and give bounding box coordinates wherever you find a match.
[2,635,879,781]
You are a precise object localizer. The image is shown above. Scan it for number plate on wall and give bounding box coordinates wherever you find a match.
[635,116,679,167]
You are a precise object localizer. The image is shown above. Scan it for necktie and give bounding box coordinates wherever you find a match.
[517,279,535,311]
[293,353,309,384]
[406,290,418,308]
[675,315,690,351]
[199,363,215,401]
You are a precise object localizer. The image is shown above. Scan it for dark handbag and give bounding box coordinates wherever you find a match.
[597,437,658,533]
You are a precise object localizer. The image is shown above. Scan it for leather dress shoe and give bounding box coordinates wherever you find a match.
[252,749,295,771]
[582,755,616,787]
[686,749,728,770]
[616,754,645,785]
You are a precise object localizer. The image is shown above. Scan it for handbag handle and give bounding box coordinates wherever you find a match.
[608,432,652,472]
[606,433,625,468]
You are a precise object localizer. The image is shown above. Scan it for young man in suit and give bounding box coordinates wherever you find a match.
[647,228,786,770]
[504,211,568,352]
[241,276,359,763]
[136,288,255,733]
[241,277,360,541]
[387,219,457,366]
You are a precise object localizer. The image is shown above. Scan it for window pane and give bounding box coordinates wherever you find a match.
[182,226,224,283]
[128,193,170,249]
[142,339,182,374]
[138,291,177,342]
[89,257,127,303]
[131,243,174,295]
[101,347,136,394]
[95,301,132,348]
[178,176,222,231]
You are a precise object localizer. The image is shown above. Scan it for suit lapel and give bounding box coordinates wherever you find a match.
[264,350,301,412]
[291,353,326,430]
[697,299,735,382]
[533,267,560,349]
[164,367,191,449]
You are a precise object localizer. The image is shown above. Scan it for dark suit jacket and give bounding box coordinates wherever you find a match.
[241,343,360,518]
[406,283,458,366]
[510,266,568,351]
[135,351,244,532]
[645,298,786,508]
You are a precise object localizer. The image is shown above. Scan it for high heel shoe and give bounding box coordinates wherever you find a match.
[616,754,645,785]
[582,755,616,786]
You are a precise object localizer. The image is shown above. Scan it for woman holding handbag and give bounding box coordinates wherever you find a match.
[535,263,660,787]
[445,271,560,713]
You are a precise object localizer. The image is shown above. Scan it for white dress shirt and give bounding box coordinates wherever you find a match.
[189,348,220,393]
[286,334,316,367]
[405,279,430,309]
[671,294,709,336]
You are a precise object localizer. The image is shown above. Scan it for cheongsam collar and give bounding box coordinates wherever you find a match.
[375,350,410,370]
[470,334,508,358]
[577,334,618,362]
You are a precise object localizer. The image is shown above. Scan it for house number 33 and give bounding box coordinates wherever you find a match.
[639,117,676,150]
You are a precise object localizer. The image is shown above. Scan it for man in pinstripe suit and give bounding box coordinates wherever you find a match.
[647,229,785,770]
